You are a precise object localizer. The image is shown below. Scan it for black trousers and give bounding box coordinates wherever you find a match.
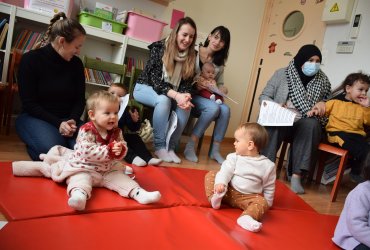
[329,131,370,175]
[124,133,153,163]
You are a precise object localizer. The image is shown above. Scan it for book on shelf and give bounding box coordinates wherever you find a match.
[0,23,9,50]
[12,30,45,52]
[84,67,114,86]
[0,18,7,31]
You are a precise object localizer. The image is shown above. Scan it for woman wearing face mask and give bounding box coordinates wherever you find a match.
[258,44,331,194]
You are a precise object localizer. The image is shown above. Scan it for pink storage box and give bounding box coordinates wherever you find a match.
[125,11,167,43]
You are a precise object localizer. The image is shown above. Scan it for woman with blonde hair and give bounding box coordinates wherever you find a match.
[133,17,197,163]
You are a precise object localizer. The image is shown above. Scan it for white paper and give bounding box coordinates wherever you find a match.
[118,94,130,119]
[166,111,177,150]
[257,100,296,126]
[208,85,238,104]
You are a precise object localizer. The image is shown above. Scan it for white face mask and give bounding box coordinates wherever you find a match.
[302,62,320,76]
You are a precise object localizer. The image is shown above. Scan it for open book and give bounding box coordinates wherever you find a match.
[257,100,296,126]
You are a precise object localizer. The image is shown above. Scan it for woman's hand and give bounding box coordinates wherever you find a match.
[175,92,194,110]
[59,119,77,137]
[214,184,226,194]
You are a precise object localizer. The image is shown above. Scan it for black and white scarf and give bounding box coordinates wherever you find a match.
[286,60,330,126]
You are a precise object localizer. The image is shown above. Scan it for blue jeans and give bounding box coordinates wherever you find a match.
[15,113,79,160]
[133,83,191,150]
[191,95,230,142]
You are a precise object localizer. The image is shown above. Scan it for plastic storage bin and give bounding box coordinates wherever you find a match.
[125,11,167,43]
[24,0,74,17]
[78,11,127,34]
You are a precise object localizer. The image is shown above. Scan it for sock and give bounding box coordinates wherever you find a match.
[184,139,198,162]
[68,189,87,211]
[237,215,262,232]
[210,190,226,209]
[210,143,225,164]
[148,158,162,166]
[215,99,223,105]
[210,94,216,101]
[291,175,305,194]
[155,149,173,163]
[132,156,147,167]
[124,165,133,175]
[168,150,181,164]
[130,187,161,204]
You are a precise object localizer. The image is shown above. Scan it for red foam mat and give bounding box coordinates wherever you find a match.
[0,206,339,250]
[0,162,314,221]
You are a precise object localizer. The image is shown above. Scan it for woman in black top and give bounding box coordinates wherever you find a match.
[16,12,86,160]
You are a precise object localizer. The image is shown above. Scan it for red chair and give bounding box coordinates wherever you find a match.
[277,141,349,202]
[3,49,23,135]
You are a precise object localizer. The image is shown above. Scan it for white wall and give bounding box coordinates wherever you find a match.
[321,0,370,89]
[77,0,266,138]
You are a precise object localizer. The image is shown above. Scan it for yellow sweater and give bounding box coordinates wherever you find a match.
[325,97,370,145]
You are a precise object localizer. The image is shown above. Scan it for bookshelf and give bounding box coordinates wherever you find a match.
[0,2,151,89]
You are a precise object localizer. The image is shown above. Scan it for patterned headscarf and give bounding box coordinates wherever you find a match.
[286,44,331,126]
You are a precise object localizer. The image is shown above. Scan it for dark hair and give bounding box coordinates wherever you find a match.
[37,12,86,48]
[203,26,230,66]
[238,122,269,151]
[333,72,370,94]
[362,152,370,181]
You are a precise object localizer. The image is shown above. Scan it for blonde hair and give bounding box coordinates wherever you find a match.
[162,17,197,80]
[86,90,120,112]
[237,123,269,151]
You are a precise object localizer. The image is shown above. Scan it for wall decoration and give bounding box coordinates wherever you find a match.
[316,0,324,3]
[268,42,277,53]
[301,0,306,5]
[170,9,185,29]
[284,51,292,56]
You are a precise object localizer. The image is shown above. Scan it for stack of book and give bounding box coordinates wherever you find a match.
[0,18,9,50]
[84,68,114,86]
[12,30,45,52]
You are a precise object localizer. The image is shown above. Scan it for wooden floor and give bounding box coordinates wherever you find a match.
[0,126,356,221]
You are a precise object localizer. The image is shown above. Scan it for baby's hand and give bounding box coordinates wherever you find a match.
[307,108,319,117]
[214,184,226,194]
[219,85,228,95]
[112,141,124,156]
[358,96,370,107]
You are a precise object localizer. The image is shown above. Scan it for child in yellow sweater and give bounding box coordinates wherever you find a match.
[308,72,370,182]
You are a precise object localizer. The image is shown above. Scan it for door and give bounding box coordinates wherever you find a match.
[241,0,327,123]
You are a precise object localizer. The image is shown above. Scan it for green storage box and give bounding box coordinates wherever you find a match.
[78,11,127,34]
